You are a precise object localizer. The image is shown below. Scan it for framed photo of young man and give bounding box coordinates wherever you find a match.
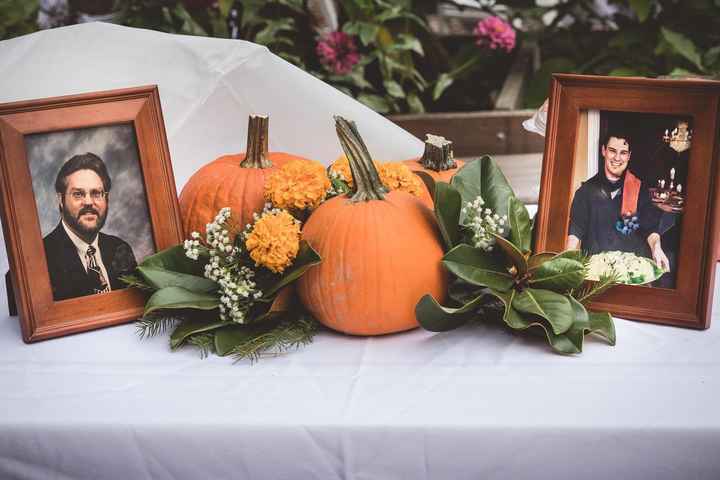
[535,74,720,329]
[0,86,183,342]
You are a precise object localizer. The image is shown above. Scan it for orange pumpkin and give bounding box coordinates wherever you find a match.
[404,134,465,184]
[297,117,447,336]
[179,115,309,237]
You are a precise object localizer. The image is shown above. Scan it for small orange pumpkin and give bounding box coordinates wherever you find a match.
[297,117,447,336]
[179,115,309,237]
[404,134,465,184]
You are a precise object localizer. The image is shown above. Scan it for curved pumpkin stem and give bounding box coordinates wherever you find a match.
[420,134,456,172]
[241,114,271,168]
[335,116,388,202]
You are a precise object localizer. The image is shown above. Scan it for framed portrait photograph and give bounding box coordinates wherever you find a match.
[535,74,720,329]
[0,86,183,342]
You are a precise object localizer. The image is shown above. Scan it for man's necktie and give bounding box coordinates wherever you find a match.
[86,245,109,294]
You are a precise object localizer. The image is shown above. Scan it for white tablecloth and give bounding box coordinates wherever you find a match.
[1,23,719,480]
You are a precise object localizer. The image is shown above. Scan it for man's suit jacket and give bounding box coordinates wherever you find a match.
[43,223,137,301]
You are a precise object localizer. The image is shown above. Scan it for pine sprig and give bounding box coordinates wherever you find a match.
[230,315,320,363]
[120,273,156,291]
[187,332,216,359]
[136,313,184,339]
[572,272,620,305]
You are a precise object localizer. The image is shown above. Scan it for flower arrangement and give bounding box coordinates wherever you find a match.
[122,202,321,361]
[416,157,618,354]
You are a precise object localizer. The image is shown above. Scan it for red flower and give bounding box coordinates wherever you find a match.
[474,16,516,53]
[316,31,361,75]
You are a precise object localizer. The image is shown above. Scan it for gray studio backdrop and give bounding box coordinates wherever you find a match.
[26,124,155,262]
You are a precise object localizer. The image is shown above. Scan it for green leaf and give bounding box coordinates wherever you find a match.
[261,241,321,299]
[383,80,404,98]
[452,157,516,229]
[512,288,573,335]
[415,292,485,332]
[433,182,462,250]
[588,311,616,345]
[406,92,425,113]
[414,171,435,200]
[528,252,557,271]
[214,320,280,356]
[507,196,532,254]
[138,266,217,294]
[358,22,379,46]
[491,233,528,277]
[490,289,531,329]
[529,257,586,291]
[391,33,424,56]
[144,287,219,316]
[668,68,699,77]
[170,317,227,349]
[358,93,391,113]
[661,27,705,72]
[704,46,720,70]
[629,0,651,22]
[433,73,454,100]
[443,244,514,292]
[139,245,204,276]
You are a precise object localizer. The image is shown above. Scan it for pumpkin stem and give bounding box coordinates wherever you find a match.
[334,116,388,202]
[241,114,271,168]
[420,134,456,172]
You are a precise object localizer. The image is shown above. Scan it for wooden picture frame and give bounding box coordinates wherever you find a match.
[0,86,183,342]
[535,74,720,329]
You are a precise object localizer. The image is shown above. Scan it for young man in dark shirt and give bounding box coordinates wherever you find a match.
[566,132,669,271]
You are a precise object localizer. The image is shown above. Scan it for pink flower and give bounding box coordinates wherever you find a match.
[316,31,361,75]
[474,16,516,53]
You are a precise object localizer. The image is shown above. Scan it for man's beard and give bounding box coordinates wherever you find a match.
[62,203,107,239]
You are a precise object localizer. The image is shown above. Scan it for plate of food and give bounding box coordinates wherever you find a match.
[587,251,666,285]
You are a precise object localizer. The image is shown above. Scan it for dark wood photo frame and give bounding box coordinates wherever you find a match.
[535,74,720,329]
[0,86,183,342]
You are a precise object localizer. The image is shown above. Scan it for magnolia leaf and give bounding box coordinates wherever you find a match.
[452,157,515,229]
[214,319,281,356]
[139,245,204,276]
[448,277,487,306]
[414,171,436,200]
[507,196,532,254]
[512,288,573,335]
[144,287,219,316]
[434,182,462,250]
[138,266,217,294]
[490,289,530,329]
[558,295,591,353]
[588,311,617,345]
[553,249,585,263]
[528,252,557,271]
[170,317,227,349]
[491,233,528,277]
[491,289,580,354]
[261,241,321,299]
[443,244,514,292]
[528,257,585,291]
[661,27,705,72]
[415,293,485,332]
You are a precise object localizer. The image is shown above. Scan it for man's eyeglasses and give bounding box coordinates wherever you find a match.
[68,189,108,202]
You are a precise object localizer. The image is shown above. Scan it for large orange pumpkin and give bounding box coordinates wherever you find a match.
[179,115,308,237]
[404,134,465,184]
[297,117,447,336]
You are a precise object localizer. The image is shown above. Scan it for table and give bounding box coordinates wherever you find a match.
[1,271,720,479]
[1,23,719,480]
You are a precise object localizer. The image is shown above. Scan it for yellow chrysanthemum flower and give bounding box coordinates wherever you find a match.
[378,162,424,197]
[265,159,331,211]
[245,210,301,273]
